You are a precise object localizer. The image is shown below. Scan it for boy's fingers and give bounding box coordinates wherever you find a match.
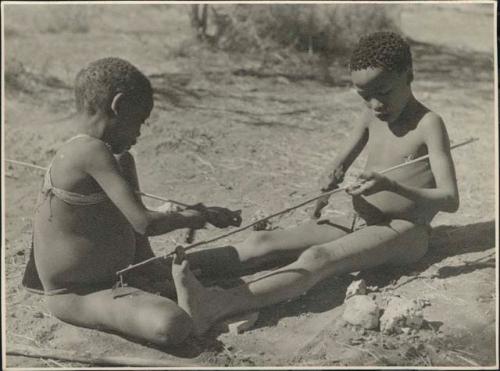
[312,196,329,218]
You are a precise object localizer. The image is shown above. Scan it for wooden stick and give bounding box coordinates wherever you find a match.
[4,159,47,171]
[4,159,189,207]
[7,344,199,367]
[116,137,478,276]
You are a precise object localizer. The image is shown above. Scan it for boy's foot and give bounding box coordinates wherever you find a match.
[172,253,227,337]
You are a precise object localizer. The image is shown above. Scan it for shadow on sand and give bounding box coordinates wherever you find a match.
[250,220,495,331]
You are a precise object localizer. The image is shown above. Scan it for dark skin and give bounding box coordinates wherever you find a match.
[36,92,237,345]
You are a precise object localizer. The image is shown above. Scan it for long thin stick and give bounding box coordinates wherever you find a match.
[116,137,478,276]
[7,344,198,367]
[4,159,47,171]
[4,159,189,207]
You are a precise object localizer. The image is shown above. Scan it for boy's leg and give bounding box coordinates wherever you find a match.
[46,289,192,346]
[173,219,429,335]
[185,217,351,275]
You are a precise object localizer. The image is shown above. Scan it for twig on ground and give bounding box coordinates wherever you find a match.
[448,350,480,366]
[17,304,53,318]
[335,340,382,362]
[12,333,41,347]
[45,358,67,368]
[187,151,216,173]
[7,344,199,367]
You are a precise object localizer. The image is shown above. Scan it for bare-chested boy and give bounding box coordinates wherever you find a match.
[22,57,239,346]
[173,31,459,336]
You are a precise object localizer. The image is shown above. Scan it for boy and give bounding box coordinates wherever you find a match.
[22,57,238,346]
[173,31,459,336]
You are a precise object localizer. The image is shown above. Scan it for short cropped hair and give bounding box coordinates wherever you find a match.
[349,32,412,73]
[75,57,153,115]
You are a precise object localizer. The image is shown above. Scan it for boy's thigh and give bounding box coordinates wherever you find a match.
[252,216,352,252]
[311,219,429,274]
[47,288,191,340]
[383,219,429,265]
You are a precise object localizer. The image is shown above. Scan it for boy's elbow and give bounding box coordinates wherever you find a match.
[443,193,459,213]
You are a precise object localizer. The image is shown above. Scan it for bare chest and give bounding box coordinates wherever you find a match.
[365,122,427,171]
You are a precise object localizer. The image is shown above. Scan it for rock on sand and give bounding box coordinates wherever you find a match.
[342,295,380,330]
[379,296,424,334]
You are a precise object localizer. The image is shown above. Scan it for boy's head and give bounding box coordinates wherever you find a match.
[75,58,153,153]
[350,31,412,75]
[349,32,414,123]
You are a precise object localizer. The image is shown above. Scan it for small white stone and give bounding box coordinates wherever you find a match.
[342,295,380,330]
[226,312,259,334]
[380,297,424,335]
[345,279,367,300]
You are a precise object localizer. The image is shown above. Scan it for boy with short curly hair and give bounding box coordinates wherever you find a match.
[23,57,238,346]
[172,31,459,336]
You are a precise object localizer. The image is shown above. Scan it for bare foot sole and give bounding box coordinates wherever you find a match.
[172,257,222,337]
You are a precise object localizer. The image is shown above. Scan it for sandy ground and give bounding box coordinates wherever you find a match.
[3,3,497,368]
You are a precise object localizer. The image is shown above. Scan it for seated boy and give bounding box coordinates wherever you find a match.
[172,31,460,336]
[22,57,238,346]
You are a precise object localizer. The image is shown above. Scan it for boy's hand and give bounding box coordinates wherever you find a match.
[319,167,345,192]
[206,207,242,228]
[312,167,344,219]
[346,171,394,196]
[188,203,242,229]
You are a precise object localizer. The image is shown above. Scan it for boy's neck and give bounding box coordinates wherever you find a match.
[390,93,418,127]
[76,112,109,139]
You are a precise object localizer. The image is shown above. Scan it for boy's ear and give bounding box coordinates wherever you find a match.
[111,92,124,116]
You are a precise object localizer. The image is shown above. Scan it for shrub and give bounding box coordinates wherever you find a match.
[209,4,400,58]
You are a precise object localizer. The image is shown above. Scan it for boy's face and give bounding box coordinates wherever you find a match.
[106,101,152,154]
[351,67,411,124]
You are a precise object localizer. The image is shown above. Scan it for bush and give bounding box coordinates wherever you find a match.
[209,4,400,58]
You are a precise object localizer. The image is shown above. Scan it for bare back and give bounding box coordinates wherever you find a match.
[33,137,137,292]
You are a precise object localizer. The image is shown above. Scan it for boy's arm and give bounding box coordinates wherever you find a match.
[349,114,459,213]
[85,141,206,236]
[312,111,369,218]
[319,110,370,191]
[115,151,155,261]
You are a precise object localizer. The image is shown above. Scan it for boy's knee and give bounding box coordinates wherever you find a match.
[148,308,193,346]
[297,244,331,270]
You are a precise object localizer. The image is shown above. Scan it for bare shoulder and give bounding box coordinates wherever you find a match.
[59,136,116,172]
[417,109,451,149]
[420,110,445,131]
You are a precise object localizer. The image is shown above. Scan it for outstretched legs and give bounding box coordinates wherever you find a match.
[173,219,429,336]
[185,217,351,276]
